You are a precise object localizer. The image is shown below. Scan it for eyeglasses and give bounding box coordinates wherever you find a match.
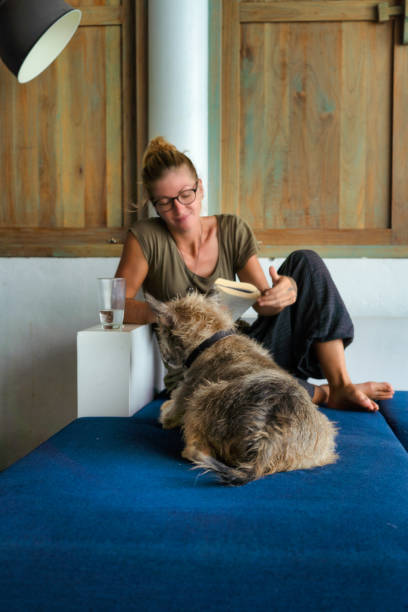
[152,181,199,212]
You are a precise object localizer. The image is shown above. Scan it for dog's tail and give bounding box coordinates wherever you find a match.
[190,451,257,486]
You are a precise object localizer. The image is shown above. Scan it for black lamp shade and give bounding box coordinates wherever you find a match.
[0,0,81,83]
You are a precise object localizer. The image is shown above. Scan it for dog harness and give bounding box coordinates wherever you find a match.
[183,329,236,369]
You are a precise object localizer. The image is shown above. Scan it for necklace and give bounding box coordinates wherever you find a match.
[175,220,203,275]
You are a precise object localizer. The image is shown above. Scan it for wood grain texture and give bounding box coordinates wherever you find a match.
[15,79,40,226]
[39,63,59,228]
[121,0,136,228]
[339,21,392,230]
[339,22,367,229]
[0,66,16,225]
[221,0,240,214]
[134,0,148,222]
[306,22,340,229]
[58,30,86,228]
[80,7,122,26]
[218,0,402,255]
[254,228,391,243]
[1,0,141,256]
[365,20,392,229]
[392,19,408,244]
[0,228,126,257]
[287,22,341,229]
[263,23,290,230]
[106,26,123,227]
[256,243,408,258]
[240,1,386,22]
[240,23,265,228]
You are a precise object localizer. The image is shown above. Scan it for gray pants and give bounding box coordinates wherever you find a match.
[245,250,354,398]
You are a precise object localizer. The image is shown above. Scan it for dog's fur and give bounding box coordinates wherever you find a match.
[146,291,338,486]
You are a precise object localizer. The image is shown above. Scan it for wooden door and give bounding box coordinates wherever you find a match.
[213,0,408,256]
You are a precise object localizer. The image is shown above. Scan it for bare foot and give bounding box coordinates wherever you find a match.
[319,381,394,412]
[354,381,394,401]
[320,381,394,412]
[328,384,379,412]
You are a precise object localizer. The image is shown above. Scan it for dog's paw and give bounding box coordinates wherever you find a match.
[160,417,181,429]
[159,400,181,429]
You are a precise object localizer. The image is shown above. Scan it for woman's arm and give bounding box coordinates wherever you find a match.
[114,233,156,324]
[237,254,297,317]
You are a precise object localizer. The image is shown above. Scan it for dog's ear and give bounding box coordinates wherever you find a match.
[144,292,174,327]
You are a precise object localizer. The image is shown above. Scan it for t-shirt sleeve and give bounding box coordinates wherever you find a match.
[128,218,168,269]
[232,215,259,272]
[128,223,152,265]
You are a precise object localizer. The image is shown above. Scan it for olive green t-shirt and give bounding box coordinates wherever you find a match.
[128,213,258,391]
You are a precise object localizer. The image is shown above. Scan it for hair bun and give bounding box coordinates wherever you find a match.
[142,136,178,166]
[141,136,198,199]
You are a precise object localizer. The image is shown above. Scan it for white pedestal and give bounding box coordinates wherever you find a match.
[77,324,166,417]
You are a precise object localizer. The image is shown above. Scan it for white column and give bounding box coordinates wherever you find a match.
[148,0,209,214]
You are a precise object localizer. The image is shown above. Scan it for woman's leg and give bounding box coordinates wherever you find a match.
[314,339,393,411]
[246,250,394,409]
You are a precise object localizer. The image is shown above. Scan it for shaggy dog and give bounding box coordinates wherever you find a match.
[146,291,338,486]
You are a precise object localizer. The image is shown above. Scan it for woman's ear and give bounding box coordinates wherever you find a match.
[144,293,174,327]
[197,178,204,200]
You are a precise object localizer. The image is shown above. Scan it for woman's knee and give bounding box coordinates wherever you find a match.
[280,249,325,274]
[286,249,322,265]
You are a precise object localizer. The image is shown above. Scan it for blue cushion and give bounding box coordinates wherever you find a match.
[380,390,408,451]
[1,397,408,611]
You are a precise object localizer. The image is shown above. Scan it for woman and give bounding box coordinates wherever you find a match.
[115,137,394,410]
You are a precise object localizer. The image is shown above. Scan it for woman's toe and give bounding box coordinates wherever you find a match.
[355,389,375,411]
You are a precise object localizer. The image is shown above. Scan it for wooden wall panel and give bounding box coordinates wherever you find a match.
[339,22,368,230]
[287,22,341,230]
[0,0,146,256]
[240,24,265,226]
[263,24,290,231]
[217,0,407,256]
[0,26,120,230]
[15,83,40,226]
[365,20,392,229]
[338,22,391,230]
[392,19,408,244]
[221,0,240,216]
[106,27,123,228]
[39,64,60,228]
[84,27,109,229]
[57,34,86,228]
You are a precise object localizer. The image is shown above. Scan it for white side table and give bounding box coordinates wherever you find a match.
[77,324,165,417]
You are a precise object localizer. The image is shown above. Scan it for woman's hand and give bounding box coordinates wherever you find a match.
[255,265,297,316]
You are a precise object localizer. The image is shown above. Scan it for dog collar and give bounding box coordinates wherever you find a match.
[183,329,235,369]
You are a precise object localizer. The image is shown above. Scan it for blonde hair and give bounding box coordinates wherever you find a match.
[141,137,198,200]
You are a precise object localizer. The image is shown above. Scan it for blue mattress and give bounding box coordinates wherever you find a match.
[1,392,408,611]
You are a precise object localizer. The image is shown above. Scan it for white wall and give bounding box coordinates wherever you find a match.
[258,257,408,318]
[0,258,118,470]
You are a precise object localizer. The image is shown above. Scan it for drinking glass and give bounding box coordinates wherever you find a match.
[97,278,126,329]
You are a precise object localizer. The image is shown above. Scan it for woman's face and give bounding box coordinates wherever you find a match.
[150,165,203,232]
